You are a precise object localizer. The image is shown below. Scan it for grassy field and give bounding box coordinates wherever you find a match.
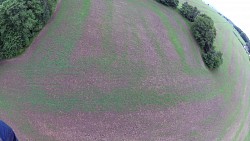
[0,0,249,140]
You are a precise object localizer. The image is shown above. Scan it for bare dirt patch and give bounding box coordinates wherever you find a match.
[111,1,129,58]
[71,0,106,64]
[140,72,213,95]
[35,68,128,96]
[25,96,226,141]
[142,7,181,64]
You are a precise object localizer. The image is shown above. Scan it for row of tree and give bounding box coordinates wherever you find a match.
[157,0,179,8]
[0,0,57,60]
[234,25,250,44]
[157,0,223,70]
[235,26,250,51]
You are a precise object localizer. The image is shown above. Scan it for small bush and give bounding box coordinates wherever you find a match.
[157,0,179,8]
[191,14,216,52]
[180,2,200,22]
[202,50,223,69]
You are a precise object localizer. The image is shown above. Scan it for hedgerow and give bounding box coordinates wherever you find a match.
[157,0,179,8]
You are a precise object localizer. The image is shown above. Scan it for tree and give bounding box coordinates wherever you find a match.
[157,0,179,8]
[0,0,37,58]
[202,50,223,69]
[180,2,200,22]
[0,0,57,59]
[191,14,216,52]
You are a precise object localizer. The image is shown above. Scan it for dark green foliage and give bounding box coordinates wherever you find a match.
[180,2,200,22]
[233,25,249,43]
[191,14,216,52]
[0,0,57,60]
[202,50,223,70]
[246,42,250,47]
[157,0,179,8]
[190,13,222,69]
[240,32,249,43]
[234,25,243,34]
[0,0,6,4]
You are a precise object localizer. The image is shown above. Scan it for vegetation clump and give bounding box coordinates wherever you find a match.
[157,0,179,8]
[202,50,223,69]
[158,0,223,70]
[191,14,216,52]
[0,0,57,60]
[180,2,200,22]
[191,14,223,69]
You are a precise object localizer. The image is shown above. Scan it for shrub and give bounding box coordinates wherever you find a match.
[191,14,216,52]
[202,50,223,69]
[180,2,200,22]
[0,0,57,60]
[157,0,179,8]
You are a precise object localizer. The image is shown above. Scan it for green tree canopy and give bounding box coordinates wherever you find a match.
[157,0,179,8]
[202,50,223,70]
[191,14,216,52]
[0,0,56,59]
[180,2,200,22]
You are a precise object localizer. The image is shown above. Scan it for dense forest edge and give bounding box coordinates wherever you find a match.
[0,0,58,60]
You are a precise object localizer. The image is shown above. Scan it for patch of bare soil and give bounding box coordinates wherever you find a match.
[35,68,128,96]
[25,96,226,141]
[142,7,181,64]
[71,0,106,64]
[140,72,213,95]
